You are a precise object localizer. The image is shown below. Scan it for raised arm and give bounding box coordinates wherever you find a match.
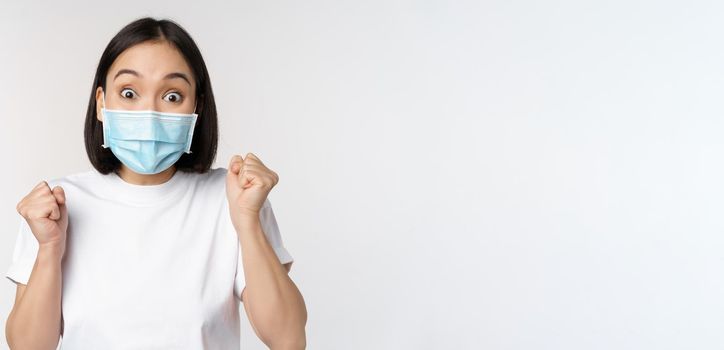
[6,181,68,349]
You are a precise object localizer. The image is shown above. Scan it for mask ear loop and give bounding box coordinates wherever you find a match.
[100,91,109,149]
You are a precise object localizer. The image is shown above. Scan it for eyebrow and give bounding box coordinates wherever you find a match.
[113,69,191,86]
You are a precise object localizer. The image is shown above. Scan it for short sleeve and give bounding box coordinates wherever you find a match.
[234,198,294,302]
[5,216,39,285]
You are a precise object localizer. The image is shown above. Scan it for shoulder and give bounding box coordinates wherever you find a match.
[182,167,233,201]
[192,167,228,189]
[44,169,99,189]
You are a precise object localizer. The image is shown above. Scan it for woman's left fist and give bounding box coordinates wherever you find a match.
[225,153,279,221]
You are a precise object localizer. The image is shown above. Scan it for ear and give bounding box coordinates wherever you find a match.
[95,86,105,122]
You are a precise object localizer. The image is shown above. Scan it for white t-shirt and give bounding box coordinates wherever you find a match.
[5,167,294,349]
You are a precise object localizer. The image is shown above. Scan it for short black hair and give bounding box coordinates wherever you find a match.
[84,17,218,174]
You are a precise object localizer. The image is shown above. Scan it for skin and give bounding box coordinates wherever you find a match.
[6,40,307,349]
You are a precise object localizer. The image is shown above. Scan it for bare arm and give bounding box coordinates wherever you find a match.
[224,153,307,349]
[237,219,307,350]
[6,181,67,349]
[5,241,64,349]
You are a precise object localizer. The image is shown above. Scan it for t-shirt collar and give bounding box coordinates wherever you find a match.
[98,168,189,206]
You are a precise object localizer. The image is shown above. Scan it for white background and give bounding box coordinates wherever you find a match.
[1,0,723,349]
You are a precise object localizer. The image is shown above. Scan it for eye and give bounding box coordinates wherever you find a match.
[120,88,137,99]
[163,91,183,103]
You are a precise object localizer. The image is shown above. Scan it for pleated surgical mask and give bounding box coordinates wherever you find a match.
[100,92,199,175]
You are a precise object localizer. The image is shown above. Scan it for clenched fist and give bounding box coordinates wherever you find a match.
[16,181,68,253]
[225,153,279,228]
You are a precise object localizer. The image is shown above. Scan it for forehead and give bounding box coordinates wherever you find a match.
[107,41,194,83]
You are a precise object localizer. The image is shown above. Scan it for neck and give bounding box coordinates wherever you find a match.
[116,165,177,185]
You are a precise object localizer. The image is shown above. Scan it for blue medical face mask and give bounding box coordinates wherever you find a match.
[100,92,199,175]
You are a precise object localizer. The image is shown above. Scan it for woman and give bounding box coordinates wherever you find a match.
[4,17,307,349]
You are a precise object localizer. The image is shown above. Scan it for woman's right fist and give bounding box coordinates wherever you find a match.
[16,181,68,250]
